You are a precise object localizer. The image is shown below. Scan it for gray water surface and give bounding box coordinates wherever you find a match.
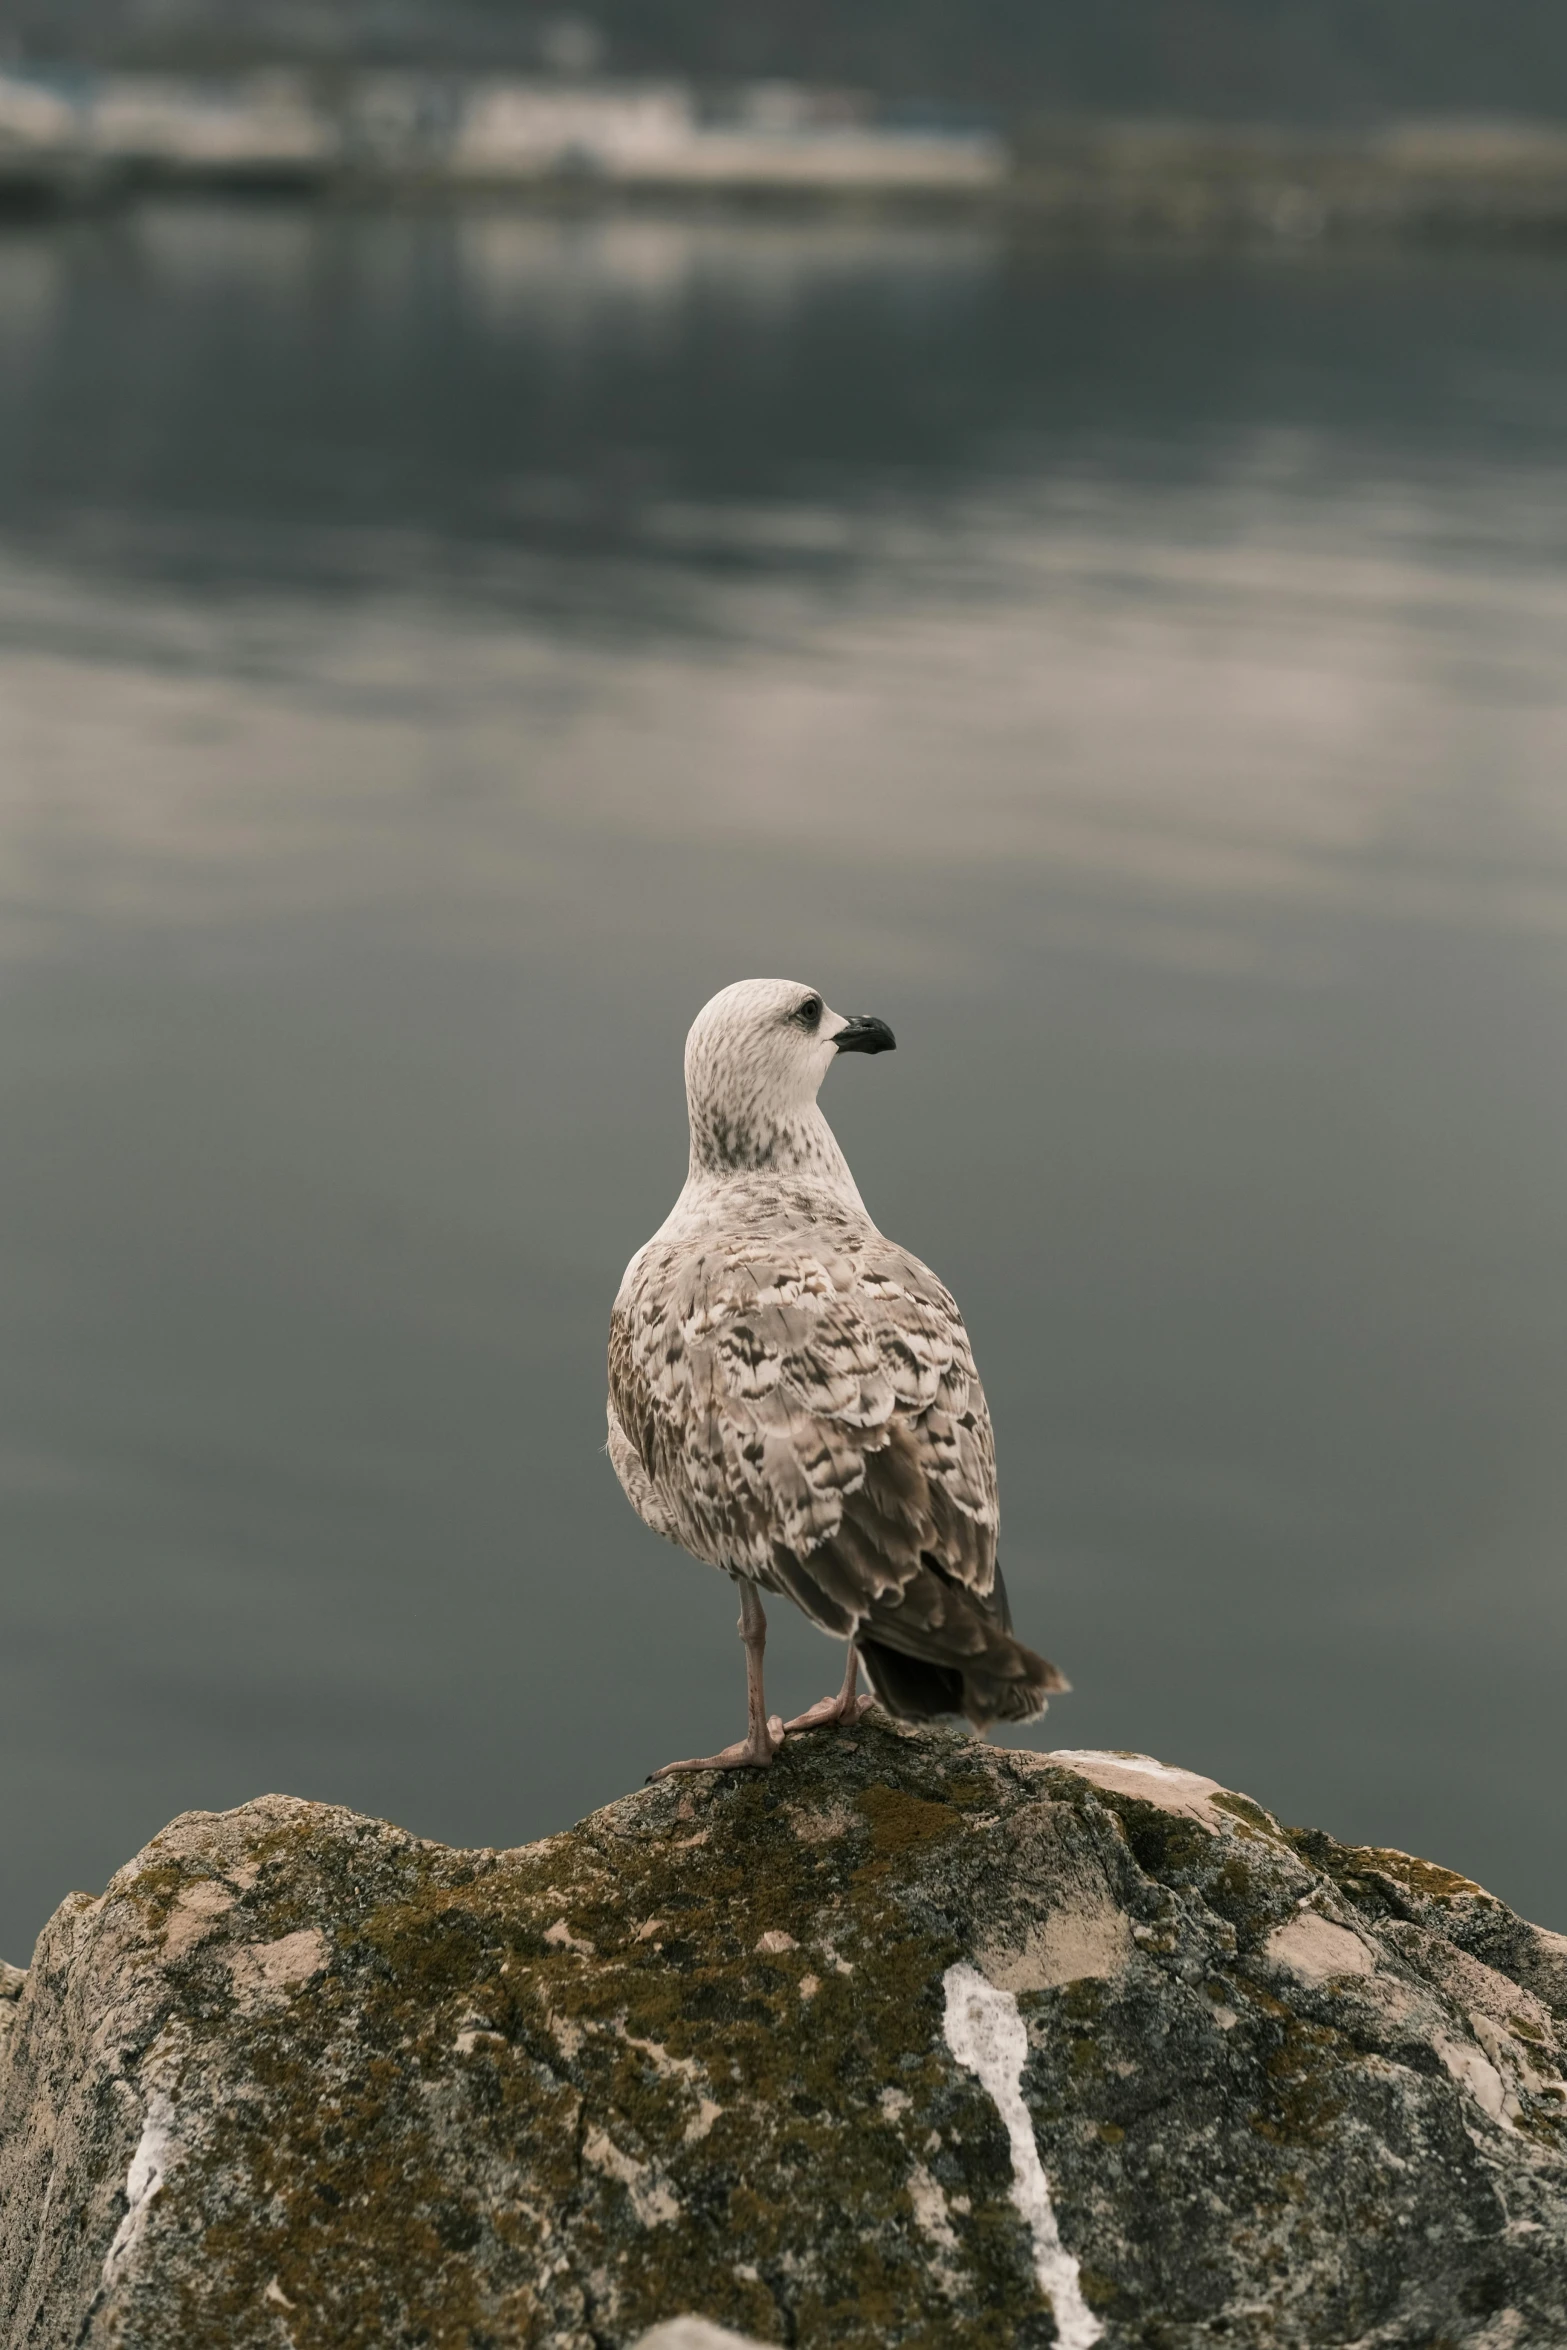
[2,204,1566,1960]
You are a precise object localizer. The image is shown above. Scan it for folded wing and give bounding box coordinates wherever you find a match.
[608,1226,1062,1725]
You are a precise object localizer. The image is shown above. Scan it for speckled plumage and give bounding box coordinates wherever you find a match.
[607,978,1062,1727]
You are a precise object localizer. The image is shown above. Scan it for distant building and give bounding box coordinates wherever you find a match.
[450,80,694,181]
[20,63,1003,196]
[0,69,83,184]
[90,70,338,178]
[448,77,1004,191]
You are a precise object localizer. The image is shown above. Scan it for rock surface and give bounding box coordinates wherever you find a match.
[1,1721,1565,2349]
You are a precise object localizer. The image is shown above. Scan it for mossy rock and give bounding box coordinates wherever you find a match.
[1,1727,1564,2348]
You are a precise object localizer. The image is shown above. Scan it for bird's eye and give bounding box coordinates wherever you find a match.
[796,995,823,1029]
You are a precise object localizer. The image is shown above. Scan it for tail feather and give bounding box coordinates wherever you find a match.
[857,1563,1068,1730]
[858,1636,1065,1729]
[770,1533,1068,1730]
[857,1642,965,1723]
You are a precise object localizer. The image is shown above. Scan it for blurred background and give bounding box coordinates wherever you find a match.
[3,0,1567,1967]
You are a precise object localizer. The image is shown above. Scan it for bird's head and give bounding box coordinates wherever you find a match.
[684,977,895,1178]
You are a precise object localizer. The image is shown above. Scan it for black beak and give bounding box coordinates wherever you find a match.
[833,1014,896,1055]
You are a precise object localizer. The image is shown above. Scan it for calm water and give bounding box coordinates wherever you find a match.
[2,202,1566,1962]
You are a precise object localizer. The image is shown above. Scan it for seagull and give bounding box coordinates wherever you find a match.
[607,977,1067,1778]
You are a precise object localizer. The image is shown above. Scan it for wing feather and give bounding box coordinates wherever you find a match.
[607,1227,998,1614]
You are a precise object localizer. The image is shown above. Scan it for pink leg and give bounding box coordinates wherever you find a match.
[783,1640,876,1736]
[648,1580,785,1780]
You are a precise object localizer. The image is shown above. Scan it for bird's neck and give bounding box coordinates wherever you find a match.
[682,1099,868,1213]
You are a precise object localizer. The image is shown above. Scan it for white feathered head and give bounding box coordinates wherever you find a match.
[684,978,895,1177]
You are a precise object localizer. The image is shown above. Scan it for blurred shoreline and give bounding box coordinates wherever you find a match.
[8,66,1567,245]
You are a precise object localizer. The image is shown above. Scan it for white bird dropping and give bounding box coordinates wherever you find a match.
[943,1964,1104,2350]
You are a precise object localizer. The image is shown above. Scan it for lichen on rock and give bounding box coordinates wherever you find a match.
[0,1724,1564,2348]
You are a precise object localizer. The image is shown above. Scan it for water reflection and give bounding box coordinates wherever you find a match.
[5,471,1566,957]
[1,204,1565,1959]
